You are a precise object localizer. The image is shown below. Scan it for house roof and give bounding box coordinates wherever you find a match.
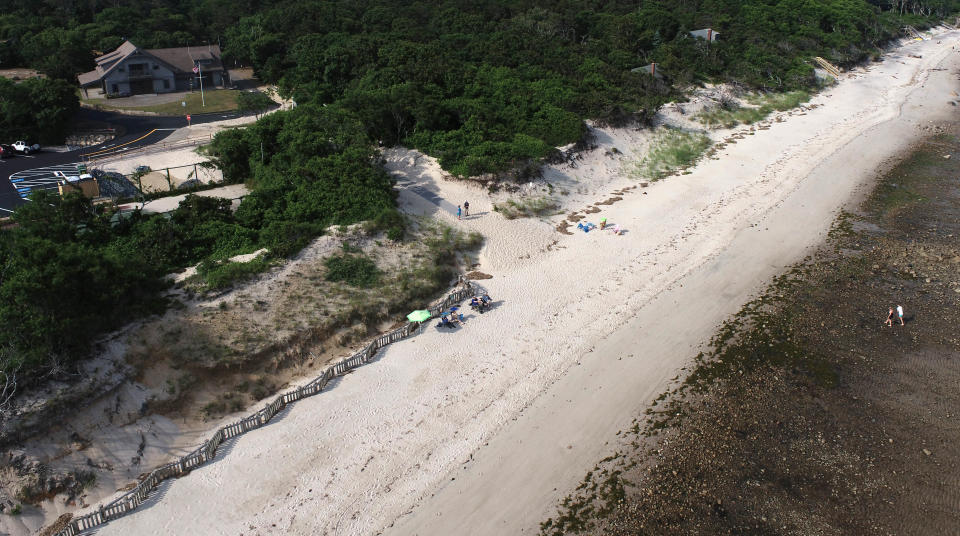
[147,45,223,74]
[77,41,223,87]
[78,40,139,86]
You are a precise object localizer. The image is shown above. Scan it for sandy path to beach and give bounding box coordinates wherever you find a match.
[93,32,960,536]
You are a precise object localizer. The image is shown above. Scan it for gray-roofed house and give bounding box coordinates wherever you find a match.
[78,41,228,98]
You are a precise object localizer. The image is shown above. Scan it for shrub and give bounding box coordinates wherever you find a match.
[363,207,406,241]
[324,254,381,287]
[197,256,272,290]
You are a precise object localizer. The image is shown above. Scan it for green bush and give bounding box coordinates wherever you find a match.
[364,207,406,241]
[197,256,272,290]
[324,254,381,287]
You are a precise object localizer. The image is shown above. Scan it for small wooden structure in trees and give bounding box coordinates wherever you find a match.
[631,63,663,79]
[689,28,719,43]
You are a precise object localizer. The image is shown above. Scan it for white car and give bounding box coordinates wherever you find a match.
[12,141,40,155]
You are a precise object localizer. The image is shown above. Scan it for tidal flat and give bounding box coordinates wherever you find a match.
[542,121,960,536]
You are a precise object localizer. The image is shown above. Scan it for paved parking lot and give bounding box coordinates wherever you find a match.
[0,108,235,213]
[8,163,84,200]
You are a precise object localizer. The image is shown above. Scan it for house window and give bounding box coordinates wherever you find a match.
[153,64,159,70]
[163,80,170,89]
[112,84,118,93]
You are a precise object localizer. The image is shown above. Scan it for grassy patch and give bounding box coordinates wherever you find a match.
[493,196,559,219]
[697,90,810,129]
[634,128,711,181]
[82,89,239,115]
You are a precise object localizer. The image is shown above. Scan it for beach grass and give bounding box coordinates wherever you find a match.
[633,128,712,181]
[493,196,560,219]
[697,90,810,128]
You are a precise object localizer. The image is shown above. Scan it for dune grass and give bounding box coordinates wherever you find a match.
[697,90,810,129]
[634,128,712,181]
[493,196,560,219]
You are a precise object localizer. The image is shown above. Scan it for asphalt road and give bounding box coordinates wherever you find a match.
[0,108,239,214]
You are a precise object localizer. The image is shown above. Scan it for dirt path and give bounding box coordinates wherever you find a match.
[86,32,960,536]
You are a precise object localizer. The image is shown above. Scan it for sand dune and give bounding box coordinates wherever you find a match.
[90,29,960,536]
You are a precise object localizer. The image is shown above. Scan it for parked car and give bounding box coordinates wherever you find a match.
[0,144,12,159]
[11,141,40,155]
[53,170,94,182]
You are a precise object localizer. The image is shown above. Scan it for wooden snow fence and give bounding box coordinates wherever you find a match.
[55,282,478,536]
[813,57,841,79]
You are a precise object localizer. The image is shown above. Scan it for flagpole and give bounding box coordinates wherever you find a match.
[199,63,205,107]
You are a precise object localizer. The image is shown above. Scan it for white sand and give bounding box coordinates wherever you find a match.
[86,31,960,536]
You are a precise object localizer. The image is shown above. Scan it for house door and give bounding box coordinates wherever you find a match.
[130,79,153,95]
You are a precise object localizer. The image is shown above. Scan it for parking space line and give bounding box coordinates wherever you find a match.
[8,161,84,198]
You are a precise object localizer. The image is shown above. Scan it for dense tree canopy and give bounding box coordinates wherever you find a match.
[0,77,78,144]
[3,0,958,170]
[0,0,957,380]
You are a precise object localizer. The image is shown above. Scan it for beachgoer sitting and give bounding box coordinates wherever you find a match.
[600,218,607,230]
[470,297,480,310]
[613,224,622,235]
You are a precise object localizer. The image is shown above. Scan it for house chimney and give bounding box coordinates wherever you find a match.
[650,63,656,76]
[708,29,713,41]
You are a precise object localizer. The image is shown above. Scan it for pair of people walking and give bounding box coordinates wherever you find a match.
[885,305,904,327]
[457,201,470,220]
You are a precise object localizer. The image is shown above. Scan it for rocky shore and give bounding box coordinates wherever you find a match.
[541,121,960,535]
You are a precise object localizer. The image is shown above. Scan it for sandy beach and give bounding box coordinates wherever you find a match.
[79,30,960,536]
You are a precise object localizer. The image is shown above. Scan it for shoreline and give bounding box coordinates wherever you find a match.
[385,30,960,536]
[541,118,960,535]
[18,28,960,536]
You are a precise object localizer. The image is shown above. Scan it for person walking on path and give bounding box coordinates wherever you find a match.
[896,304,905,326]
[464,201,470,217]
[885,307,894,327]
[457,205,462,220]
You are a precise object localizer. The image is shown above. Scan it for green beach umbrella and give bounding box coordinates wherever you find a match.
[407,310,432,322]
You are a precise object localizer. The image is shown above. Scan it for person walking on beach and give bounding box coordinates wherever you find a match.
[457,205,462,220]
[464,201,470,217]
[885,307,894,327]
[896,304,905,326]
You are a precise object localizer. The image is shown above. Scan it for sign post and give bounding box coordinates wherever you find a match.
[186,114,191,126]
